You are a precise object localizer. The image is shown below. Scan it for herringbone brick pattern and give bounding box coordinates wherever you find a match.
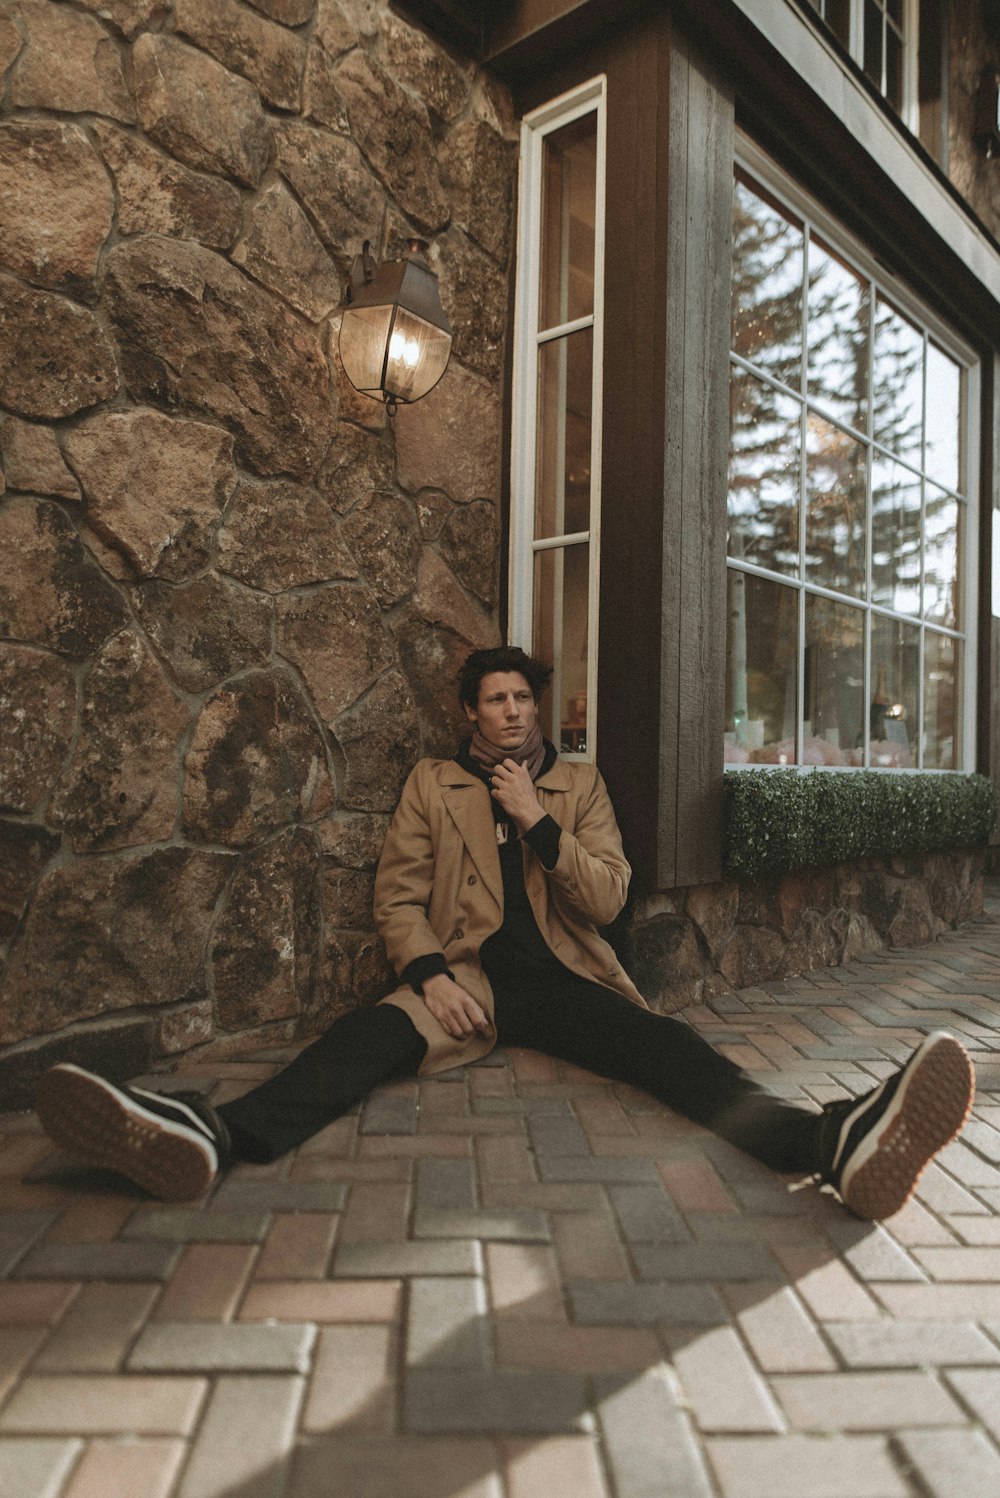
[3,887,1000,1497]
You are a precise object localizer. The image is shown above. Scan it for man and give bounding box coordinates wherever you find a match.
[36,646,975,1219]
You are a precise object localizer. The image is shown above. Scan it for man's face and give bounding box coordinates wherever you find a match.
[465,671,538,749]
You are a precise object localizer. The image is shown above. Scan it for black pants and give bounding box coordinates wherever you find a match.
[218,962,822,1174]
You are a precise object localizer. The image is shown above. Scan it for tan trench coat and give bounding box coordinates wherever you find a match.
[374,754,648,1075]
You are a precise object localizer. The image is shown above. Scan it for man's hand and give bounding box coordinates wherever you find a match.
[489,758,543,833]
[421,973,492,1040]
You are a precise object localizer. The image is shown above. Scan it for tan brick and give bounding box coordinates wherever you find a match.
[667,1325,783,1433]
[358,1135,470,1158]
[771,1241,882,1320]
[501,1436,609,1498]
[721,1283,837,1372]
[573,1094,638,1139]
[301,1325,395,1433]
[509,1049,560,1084]
[0,1281,79,1325]
[254,1212,338,1279]
[771,1371,963,1430]
[949,1215,1000,1245]
[0,1324,48,1403]
[62,1437,185,1498]
[885,1195,958,1247]
[0,1179,69,1210]
[552,1211,629,1281]
[913,1246,1000,1280]
[290,1435,501,1498]
[46,1196,138,1244]
[496,1321,660,1373]
[33,1282,159,1372]
[475,1134,536,1184]
[296,1115,357,1156]
[0,1134,56,1176]
[917,1163,990,1215]
[0,1375,207,1435]
[874,1283,1000,1318]
[706,1434,909,1498]
[178,1375,303,1498]
[468,1065,513,1099]
[485,1243,566,1322]
[290,1157,412,1182]
[338,1182,410,1244]
[480,1182,606,1213]
[153,1243,257,1322]
[658,1159,737,1213]
[239,1279,401,1323]
[418,1080,468,1117]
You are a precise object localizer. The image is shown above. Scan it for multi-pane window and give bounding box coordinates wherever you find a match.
[803,0,915,124]
[726,151,976,773]
[510,79,605,759]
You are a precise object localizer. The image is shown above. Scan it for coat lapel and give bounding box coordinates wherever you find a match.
[438,764,503,909]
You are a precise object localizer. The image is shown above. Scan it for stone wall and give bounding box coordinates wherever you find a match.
[627,850,985,1014]
[0,0,514,1105]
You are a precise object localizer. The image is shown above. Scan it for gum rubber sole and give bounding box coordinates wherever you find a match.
[35,1064,215,1203]
[839,1034,975,1220]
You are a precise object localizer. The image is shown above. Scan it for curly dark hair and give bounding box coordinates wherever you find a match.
[457,646,553,710]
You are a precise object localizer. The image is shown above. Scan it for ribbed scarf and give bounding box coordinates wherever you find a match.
[468,722,547,781]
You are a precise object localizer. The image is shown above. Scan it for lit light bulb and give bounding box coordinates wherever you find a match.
[389,330,405,362]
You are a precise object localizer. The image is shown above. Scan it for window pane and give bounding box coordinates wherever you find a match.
[540,114,596,331]
[535,328,592,539]
[804,594,864,764]
[925,342,961,492]
[869,614,918,767]
[864,0,884,90]
[923,485,961,629]
[533,544,590,752]
[724,572,798,763]
[925,631,959,769]
[728,367,800,574]
[732,177,803,391]
[807,240,869,430]
[873,297,923,466]
[871,456,921,615]
[885,27,903,113]
[825,0,851,47]
[805,413,867,596]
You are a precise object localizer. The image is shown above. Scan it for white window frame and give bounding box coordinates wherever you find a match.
[809,0,919,131]
[729,135,979,775]
[509,76,607,762]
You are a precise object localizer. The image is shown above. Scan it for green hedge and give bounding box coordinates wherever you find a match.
[723,769,998,878]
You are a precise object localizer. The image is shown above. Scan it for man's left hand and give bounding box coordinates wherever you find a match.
[489,759,543,833]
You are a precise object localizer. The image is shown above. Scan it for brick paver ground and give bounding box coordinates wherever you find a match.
[4,882,1000,1497]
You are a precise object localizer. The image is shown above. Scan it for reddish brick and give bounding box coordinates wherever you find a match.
[552,1211,630,1281]
[358,1135,470,1158]
[0,1325,48,1403]
[46,1197,139,1245]
[658,1159,737,1213]
[475,1134,536,1184]
[501,1436,609,1498]
[496,1321,660,1372]
[485,1243,567,1323]
[62,1438,185,1498]
[296,1116,358,1156]
[254,1213,338,1279]
[338,1183,410,1244]
[33,1282,159,1372]
[301,1326,395,1434]
[0,1375,207,1435]
[0,1281,79,1325]
[153,1243,257,1322]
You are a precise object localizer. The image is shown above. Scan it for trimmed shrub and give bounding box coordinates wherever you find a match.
[724,770,998,877]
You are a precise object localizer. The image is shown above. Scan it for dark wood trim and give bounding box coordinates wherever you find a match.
[981,355,1000,842]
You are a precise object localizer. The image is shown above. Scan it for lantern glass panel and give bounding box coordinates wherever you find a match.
[339,304,395,395]
[383,307,452,403]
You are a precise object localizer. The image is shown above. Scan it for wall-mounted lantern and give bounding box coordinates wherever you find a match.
[337,238,453,415]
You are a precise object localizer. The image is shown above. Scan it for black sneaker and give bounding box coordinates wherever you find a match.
[815,1031,974,1220]
[36,1063,231,1202]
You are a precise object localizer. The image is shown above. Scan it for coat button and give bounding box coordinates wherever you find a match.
[452,928,464,941]
[609,967,619,977]
[467,875,477,885]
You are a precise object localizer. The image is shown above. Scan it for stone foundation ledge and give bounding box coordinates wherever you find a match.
[626,849,986,1014]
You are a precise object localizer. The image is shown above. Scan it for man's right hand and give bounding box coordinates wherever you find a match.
[421,973,492,1040]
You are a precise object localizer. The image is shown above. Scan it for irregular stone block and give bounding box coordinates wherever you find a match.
[104,237,331,479]
[334,49,448,232]
[92,123,242,251]
[246,0,315,23]
[382,9,472,124]
[133,33,270,188]
[314,810,390,868]
[437,499,498,606]
[73,0,171,39]
[231,181,341,321]
[218,478,357,592]
[0,122,114,294]
[341,490,421,607]
[302,3,354,130]
[276,581,396,723]
[183,670,332,847]
[395,362,500,503]
[323,865,374,929]
[333,669,419,811]
[0,847,232,1045]
[315,423,394,515]
[132,573,273,693]
[684,879,740,962]
[888,877,937,947]
[780,907,839,976]
[64,410,237,581]
[391,548,497,757]
[10,0,134,122]
[50,629,189,852]
[0,818,60,943]
[0,277,120,419]
[212,828,322,1029]
[0,643,76,814]
[0,418,80,502]
[717,924,786,989]
[442,119,516,264]
[158,1000,214,1056]
[435,227,508,381]
[627,913,708,1010]
[0,496,128,658]
[0,12,23,75]
[175,0,307,111]
[273,121,380,265]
